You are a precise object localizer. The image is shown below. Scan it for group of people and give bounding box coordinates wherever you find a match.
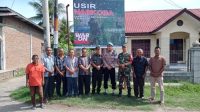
[25,42,166,110]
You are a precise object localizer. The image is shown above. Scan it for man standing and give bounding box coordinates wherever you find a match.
[149,47,166,104]
[91,45,103,94]
[54,48,67,96]
[118,45,132,97]
[26,55,45,110]
[132,49,148,98]
[103,42,117,95]
[42,47,54,103]
[64,49,79,97]
[78,48,91,95]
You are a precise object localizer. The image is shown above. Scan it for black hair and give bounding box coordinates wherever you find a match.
[155,46,161,50]
[32,54,38,59]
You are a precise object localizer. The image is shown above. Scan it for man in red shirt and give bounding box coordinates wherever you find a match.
[26,54,45,110]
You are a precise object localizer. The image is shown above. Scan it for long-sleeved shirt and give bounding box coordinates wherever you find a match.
[64,56,79,78]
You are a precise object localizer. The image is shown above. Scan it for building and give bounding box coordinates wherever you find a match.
[125,8,200,65]
[0,7,44,71]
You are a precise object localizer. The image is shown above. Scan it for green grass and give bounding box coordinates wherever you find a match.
[10,82,200,111]
[14,68,25,77]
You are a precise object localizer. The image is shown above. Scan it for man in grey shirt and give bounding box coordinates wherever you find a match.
[103,42,118,95]
[41,47,54,103]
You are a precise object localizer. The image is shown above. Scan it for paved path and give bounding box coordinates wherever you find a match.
[0,76,190,112]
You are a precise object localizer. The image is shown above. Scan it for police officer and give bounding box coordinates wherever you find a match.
[118,44,132,97]
[91,45,103,94]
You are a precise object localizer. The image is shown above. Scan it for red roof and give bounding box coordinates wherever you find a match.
[125,9,200,35]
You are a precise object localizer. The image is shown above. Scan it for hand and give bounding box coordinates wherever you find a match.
[48,72,52,76]
[59,72,64,77]
[69,70,74,75]
[142,75,145,79]
[121,64,125,68]
[97,66,100,70]
[107,66,112,70]
[133,74,136,78]
[26,82,29,87]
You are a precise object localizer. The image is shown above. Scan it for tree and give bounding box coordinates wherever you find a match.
[28,0,65,25]
[59,18,74,52]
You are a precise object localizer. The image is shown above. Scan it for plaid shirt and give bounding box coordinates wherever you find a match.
[54,55,66,74]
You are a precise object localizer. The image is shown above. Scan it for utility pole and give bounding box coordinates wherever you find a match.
[54,0,58,56]
[42,0,50,48]
[66,4,70,51]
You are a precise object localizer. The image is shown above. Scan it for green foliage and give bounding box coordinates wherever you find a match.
[28,0,65,25]
[58,18,74,53]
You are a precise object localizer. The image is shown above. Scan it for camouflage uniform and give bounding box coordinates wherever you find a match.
[118,52,132,96]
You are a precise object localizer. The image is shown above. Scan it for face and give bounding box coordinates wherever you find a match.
[122,47,127,53]
[82,49,87,57]
[96,48,100,54]
[136,49,143,57]
[46,47,52,56]
[32,56,39,64]
[69,50,74,57]
[107,45,113,52]
[58,49,64,56]
[154,48,160,56]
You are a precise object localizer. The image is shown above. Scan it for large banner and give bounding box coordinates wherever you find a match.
[73,0,125,47]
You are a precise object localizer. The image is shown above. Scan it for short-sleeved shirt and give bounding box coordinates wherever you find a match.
[41,55,54,77]
[132,56,148,77]
[118,52,132,76]
[149,56,166,77]
[78,56,91,75]
[26,63,45,86]
[64,56,78,77]
[103,50,118,68]
[54,56,66,75]
[91,53,103,67]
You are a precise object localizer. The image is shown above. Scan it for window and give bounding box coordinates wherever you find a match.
[177,20,183,26]
[0,17,2,23]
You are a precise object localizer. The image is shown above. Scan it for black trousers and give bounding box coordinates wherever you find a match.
[133,76,145,97]
[92,68,103,93]
[104,68,116,90]
[44,76,55,99]
[78,75,91,95]
[55,74,67,96]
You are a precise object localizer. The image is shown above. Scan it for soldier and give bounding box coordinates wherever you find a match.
[118,44,132,97]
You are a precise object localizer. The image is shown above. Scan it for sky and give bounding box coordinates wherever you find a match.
[0,0,200,22]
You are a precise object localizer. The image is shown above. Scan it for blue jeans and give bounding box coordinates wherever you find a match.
[67,77,78,96]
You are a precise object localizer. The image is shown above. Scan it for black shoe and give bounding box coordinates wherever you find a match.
[118,94,122,97]
[104,92,107,95]
[127,94,131,97]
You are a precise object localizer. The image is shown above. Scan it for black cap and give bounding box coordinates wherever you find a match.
[95,45,100,49]
[122,44,127,48]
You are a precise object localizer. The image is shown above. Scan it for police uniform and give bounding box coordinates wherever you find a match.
[91,49,103,94]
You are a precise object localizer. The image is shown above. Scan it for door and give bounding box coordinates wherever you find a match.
[132,39,150,58]
[170,39,183,63]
